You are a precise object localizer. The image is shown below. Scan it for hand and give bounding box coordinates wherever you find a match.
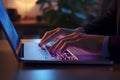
[49,33,105,55]
[39,27,81,46]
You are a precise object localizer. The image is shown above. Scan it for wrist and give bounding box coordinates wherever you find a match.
[75,27,85,33]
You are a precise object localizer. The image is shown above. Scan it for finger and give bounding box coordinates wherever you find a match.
[39,28,62,45]
[41,30,54,41]
[49,33,77,54]
[58,39,80,55]
[51,35,80,55]
[39,29,57,45]
[49,38,68,55]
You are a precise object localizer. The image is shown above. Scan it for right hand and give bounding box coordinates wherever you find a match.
[39,28,80,46]
[49,33,104,56]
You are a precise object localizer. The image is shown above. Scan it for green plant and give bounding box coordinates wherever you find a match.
[36,0,98,29]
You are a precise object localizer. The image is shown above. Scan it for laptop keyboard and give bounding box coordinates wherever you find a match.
[55,52,78,60]
[38,46,52,59]
[40,46,78,60]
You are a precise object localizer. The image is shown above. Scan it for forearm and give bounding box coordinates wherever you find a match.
[83,0,117,35]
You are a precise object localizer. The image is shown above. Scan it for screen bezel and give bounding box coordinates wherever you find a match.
[0,0,21,57]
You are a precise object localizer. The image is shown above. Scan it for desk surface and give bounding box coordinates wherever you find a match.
[0,39,120,80]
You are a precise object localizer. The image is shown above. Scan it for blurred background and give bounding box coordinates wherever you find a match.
[0,0,112,39]
[3,0,99,27]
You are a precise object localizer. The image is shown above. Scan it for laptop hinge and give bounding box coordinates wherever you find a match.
[18,43,24,59]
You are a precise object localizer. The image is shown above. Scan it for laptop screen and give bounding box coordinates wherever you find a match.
[0,0,20,54]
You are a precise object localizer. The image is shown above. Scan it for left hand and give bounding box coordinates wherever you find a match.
[49,33,105,55]
[39,28,81,46]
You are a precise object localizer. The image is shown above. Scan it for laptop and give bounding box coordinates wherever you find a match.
[0,0,113,65]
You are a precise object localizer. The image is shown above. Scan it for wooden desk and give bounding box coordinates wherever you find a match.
[0,40,18,80]
[0,39,120,80]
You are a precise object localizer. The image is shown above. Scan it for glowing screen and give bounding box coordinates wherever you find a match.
[0,0,19,54]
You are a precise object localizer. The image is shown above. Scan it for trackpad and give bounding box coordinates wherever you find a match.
[23,42,51,60]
